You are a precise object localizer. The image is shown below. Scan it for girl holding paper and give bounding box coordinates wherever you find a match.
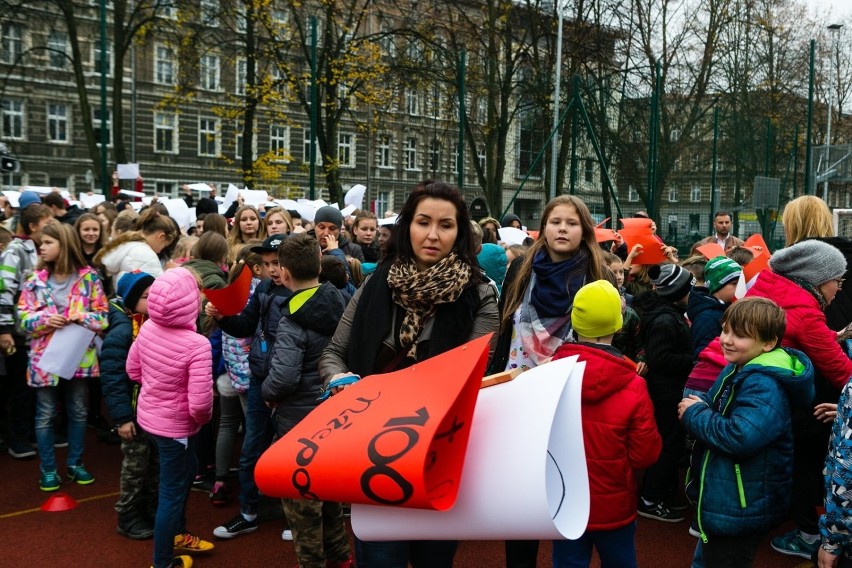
[320,180,499,568]
[19,222,109,492]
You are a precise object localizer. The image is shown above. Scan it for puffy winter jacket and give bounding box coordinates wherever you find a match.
[746,269,852,391]
[552,342,661,530]
[262,282,348,434]
[634,291,694,399]
[683,348,814,540]
[100,300,143,426]
[0,237,38,338]
[127,268,213,438]
[100,240,163,287]
[19,267,109,387]
[687,287,727,361]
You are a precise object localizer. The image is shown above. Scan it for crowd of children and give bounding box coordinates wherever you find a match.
[4,186,852,568]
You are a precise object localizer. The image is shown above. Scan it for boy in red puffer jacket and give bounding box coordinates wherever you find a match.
[551,280,662,568]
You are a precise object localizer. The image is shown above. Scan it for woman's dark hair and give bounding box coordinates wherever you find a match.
[203,213,228,238]
[385,181,479,281]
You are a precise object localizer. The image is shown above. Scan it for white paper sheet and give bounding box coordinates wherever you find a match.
[240,189,268,207]
[378,215,398,227]
[35,324,96,380]
[344,184,366,209]
[294,202,317,222]
[498,227,529,246]
[22,185,57,195]
[275,199,299,211]
[224,184,239,208]
[187,183,213,192]
[118,189,145,198]
[164,198,191,231]
[351,357,589,540]
[116,163,140,179]
[341,204,357,217]
[3,190,21,207]
[79,193,106,209]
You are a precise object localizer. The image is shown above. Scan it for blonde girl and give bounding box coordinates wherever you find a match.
[95,209,178,288]
[351,211,379,263]
[228,205,265,261]
[75,213,106,267]
[19,222,108,491]
[263,206,293,237]
[490,195,605,375]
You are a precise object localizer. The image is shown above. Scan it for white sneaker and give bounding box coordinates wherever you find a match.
[281,529,293,541]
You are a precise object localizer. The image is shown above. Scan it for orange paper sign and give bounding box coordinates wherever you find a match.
[696,243,725,260]
[202,264,251,316]
[254,334,492,511]
[594,228,618,243]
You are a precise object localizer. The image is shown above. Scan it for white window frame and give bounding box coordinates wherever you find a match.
[155,44,176,85]
[1,23,23,65]
[160,3,178,20]
[200,0,219,27]
[155,181,177,196]
[235,58,247,95]
[47,103,69,143]
[375,190,390,218]
[404,137,418,171]
[690,184,701,203]
[92,42,113,76]
[338,132,355,168]
[200,54,220,91]
[430,139,440,171]
[154,112,178,154]
[303,128,322,165]
[47,31,68,69]
[377,135,392,169]
[405,90,419,116]
[2,99,25,140]
[198,117,219,157]
[477,145,485,171]
[628,185,639,202]
[668,185,678,203]
[92,108,112,147]
[269,124,289,161]
[234,122,256,161]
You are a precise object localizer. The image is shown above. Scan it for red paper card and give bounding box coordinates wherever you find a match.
[696,243,725,260]
[202,264,251,316]
[594,228,618,243]
[254,334,491,511]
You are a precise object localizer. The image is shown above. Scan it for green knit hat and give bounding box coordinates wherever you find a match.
[705,255,742,294]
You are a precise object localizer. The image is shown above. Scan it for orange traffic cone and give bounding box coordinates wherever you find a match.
[40,492,78,512]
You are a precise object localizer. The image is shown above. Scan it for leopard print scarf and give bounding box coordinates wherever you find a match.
[386,252,472,359]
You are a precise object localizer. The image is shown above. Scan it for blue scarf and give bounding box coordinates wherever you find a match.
[530,248,589,317]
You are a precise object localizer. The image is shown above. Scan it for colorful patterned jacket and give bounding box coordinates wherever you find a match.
[820,367,852,559]
[18,267,109,387]
[221,277,259,394]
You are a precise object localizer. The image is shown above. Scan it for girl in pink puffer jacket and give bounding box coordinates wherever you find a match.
[127,267,214,568]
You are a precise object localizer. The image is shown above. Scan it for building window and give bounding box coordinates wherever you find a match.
[670,128,680,142]
[47,103,68,143]
[303,129,321,164]
[668,185,678,203]
[200,0,219,27]
[154,112,177,154]
[155,181,176,196]
[269,124,288,160]
[404,138,418,170]
[690,184,701,202]
[236,58,247,95]
[584,159,594,183]
[47,32,67,69]
[198,117,218,157]
[453,143,460,174]
[2,100,24,140]
[160,3,178,19]
[517,110,544,178]
[236,5,247,33]
[155,45,175,85]
[430,139,440,171]
[93,43,112,75]
[477,145,485,171]
[1,23,23,65]
[377,135,391,168]
[405,90,419,116]
[92,108,111,146]
[338,133,354,168]
[628,185,639,202]
[375,190,390,218]
[200,54,220,91]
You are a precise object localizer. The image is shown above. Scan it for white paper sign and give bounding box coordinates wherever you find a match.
[294,202,317,222]
[498,227,529,246]
[118,189,146,198]
[341,204,357,217]
[22,185,56,195]
[3,190,21,208]
[187,183,213,192]
[240,189,268,207]
[276,199,299,211]
[116,163,140,179]
[344,184,367,209]
[79,193,106,209]
[351,357,589,540]
[378,215,398,227]
[164,198,191,231]
[35,324,97,380]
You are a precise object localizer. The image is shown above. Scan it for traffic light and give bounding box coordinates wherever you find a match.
[0,155,17,172]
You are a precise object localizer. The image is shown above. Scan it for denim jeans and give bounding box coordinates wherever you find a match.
[552,522,637,568]
[238,378,274,516]
[354,538,457,568]
[35,380,87,472]
[149,433,197,568]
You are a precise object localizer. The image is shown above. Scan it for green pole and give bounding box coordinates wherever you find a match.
[792,125,799,195]
[457,51,466,190]
[765,118,772,176]
[569,76,579,194]
[647,62,660,220]
[804,39,815,195]
[309,16,318,201]
[710,106,718,230]
[99,0,108,195]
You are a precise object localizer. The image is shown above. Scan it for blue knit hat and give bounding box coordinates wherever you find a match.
[18,191,41,210]
[116,270,155,312]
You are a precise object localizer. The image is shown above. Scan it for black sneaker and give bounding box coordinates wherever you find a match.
[117,513,154,540]
[638,500,685,523]
[8,438,35,459]
[213,514,258,539]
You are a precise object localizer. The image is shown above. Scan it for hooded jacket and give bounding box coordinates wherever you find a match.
[127,268,213,438]
[746,269,852,392]
[552,342,661,530]
[687,287,727,361]
[262,282,348,434]
[100,299,144,426]
[683,348,815,539]
[100,240,163,287]
[634,291,694,399]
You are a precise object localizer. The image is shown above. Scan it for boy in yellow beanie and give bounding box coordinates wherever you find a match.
[548,280,661,567]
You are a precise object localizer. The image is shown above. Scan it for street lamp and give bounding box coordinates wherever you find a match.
[823,23,843,202]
